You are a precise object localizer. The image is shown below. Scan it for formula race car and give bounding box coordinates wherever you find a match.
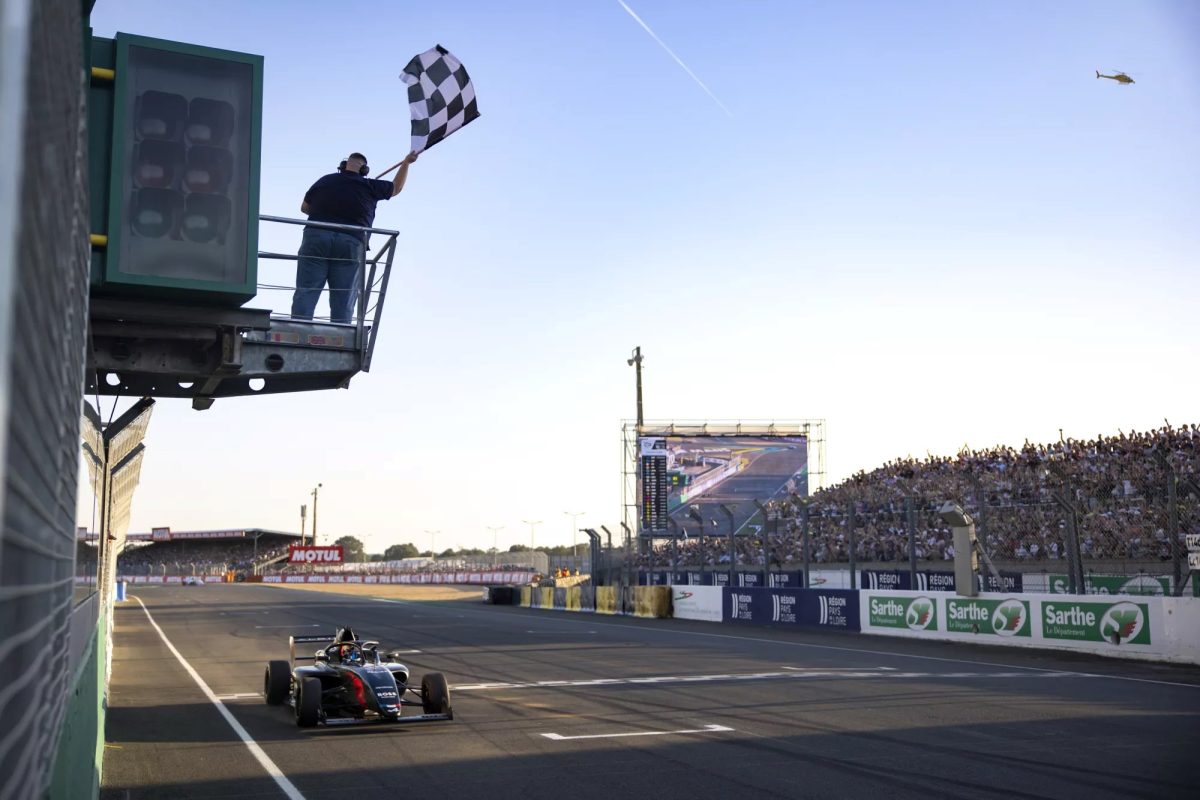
[263,626,453,728]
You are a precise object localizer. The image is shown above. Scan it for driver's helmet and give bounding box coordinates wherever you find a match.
[340,644,361,665]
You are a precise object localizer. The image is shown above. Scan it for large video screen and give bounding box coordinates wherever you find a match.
[639,435,808,533]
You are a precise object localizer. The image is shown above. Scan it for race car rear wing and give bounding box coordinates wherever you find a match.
[290,633,339,664]
[289,633,378,664]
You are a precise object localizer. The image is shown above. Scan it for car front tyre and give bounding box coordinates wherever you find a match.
[264,660,290,705]
[421,672,452,717]
[296,677,322,728]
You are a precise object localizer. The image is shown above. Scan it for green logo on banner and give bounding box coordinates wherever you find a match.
[946,597,1031,637]
[1042,601,1150,645]
[869,595,937,631]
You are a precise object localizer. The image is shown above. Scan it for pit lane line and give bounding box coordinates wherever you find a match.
[132,596,306,800]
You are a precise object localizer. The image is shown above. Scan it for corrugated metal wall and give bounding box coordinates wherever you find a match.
[0,0,91,796]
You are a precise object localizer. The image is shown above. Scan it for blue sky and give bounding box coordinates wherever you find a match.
[85,1,1199,553]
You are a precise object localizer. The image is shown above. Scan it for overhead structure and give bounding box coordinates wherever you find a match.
[87,33,401,410]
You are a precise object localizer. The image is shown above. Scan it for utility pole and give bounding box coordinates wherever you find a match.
[486,525,505,567]
[311,483,322,545]
[627,346,644,430]
[521,519,542,551]
[300,504,307,546]
[424,529,440,558]
[564,511,585,566]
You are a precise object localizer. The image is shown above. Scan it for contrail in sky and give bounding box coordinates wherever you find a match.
[615,0,734,118]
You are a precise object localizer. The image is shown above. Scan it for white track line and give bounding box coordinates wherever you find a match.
[453,669,1083,692]
[133,596,305,800]
[541,723,733,741]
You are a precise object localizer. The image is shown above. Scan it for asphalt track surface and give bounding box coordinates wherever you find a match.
[670,446,807,534]
[102,585,1200,800]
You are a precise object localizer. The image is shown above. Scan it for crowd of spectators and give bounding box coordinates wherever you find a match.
[117,538,291,574]
[637,425,1199,569]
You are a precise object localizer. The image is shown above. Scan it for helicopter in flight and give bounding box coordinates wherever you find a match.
[1096,70,1135,84]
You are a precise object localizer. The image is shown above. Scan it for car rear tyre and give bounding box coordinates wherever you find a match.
[264,660,290,705]
[421,672,451,717]
[296,677,321,728]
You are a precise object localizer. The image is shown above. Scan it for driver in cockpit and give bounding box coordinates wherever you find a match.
[338,644,362,665]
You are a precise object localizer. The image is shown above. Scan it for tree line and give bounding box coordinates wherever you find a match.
[330,536,587,563]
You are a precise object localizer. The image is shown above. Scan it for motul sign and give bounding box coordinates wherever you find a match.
[288,545,343,564]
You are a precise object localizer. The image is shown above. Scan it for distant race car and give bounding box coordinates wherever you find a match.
[263,626,453,729]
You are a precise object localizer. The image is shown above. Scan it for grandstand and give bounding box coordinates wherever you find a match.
[638,424,1199,579]
[94,528,300,576]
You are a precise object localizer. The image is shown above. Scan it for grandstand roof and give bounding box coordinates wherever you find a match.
[76,527,300,542]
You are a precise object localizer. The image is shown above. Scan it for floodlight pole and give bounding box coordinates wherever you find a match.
[311,483,322,545]
[300,504,307,547]
[487,526,504,567]
[521,519,542,551]
[424,529,440,558]
[564,511,584,567]
[627,346,644,430]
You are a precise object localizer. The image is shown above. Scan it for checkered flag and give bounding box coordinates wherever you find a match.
[401,45,480,154]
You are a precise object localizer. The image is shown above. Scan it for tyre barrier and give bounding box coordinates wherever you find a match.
[520,586,532,607]
[596,586,618,614]
[483,586,517,605]
[633,586,671,618]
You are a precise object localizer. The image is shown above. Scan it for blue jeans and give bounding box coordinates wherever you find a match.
[290,228,364,324]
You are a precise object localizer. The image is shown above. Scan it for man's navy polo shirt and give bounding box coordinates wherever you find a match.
[303,171,393,233]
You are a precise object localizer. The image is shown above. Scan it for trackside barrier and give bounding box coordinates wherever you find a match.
[566,587,581,611]
[483,586,516,605]
[580,585,595,610]
[859,589,1200,665]
[253,571,535,586]
[552,588,567,610]
[539,587,554,609]
[510,582,1200,664]
[596,587,618,614]
[633,586,671,618]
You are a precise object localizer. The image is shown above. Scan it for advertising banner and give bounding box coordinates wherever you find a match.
[865,594,938,632]
[862,569,1022,593]
[807,570,854,589]
[945,597,1031,637]
[670,585,724,622]
[1041,599,1151,645]
[767,571,804,588]
[1047,574,1169,597]
[687,571,715,586]
[737,573,765,588]
[287,545,343,565]
[721,588,861,630]
[859,590,1171,660]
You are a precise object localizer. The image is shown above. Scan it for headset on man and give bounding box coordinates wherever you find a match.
[337,152,369,176]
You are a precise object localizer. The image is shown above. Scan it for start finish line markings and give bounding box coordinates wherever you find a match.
[454,669,1088,692]
[541,723,734,741]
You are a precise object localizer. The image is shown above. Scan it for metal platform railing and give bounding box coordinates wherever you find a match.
[255,214,401,372]
[86,214,404,408]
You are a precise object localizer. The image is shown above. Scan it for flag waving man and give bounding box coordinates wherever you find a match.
[290,45,478,324]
